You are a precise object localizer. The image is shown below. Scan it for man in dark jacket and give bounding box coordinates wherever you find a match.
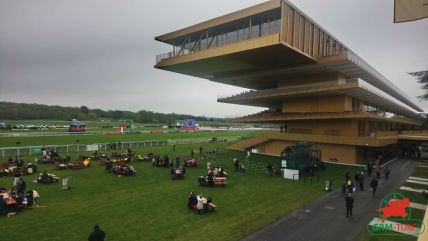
[17,177,26,195]
[345,193,354,218]
[367,162,373,177]
[358,172,364,191]
[370,178,378,196]
[88,224,105,241]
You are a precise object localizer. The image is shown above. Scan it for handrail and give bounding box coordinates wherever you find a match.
[218,79,358,101]
[156,23,280,64]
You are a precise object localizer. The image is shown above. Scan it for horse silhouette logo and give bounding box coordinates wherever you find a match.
[377,196,410,223]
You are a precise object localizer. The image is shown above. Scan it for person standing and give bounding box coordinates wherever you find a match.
[358,172,364,191]
[345,171,351,182]
[367,162,373,177]
[175,156,180,168]
[376,166,381,179]
[188,192,196,209]
[172,143,176,152]
[370,178,378,196]
[13,170,21,187]
[266,163,273,176]
[345,193,354,218]
[384,167,390,180]
[354,172,360,188]
[17,177,26,196]
[88,224,105,241]
[233,158,240,172]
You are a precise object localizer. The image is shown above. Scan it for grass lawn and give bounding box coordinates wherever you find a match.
[0,130,263,147]
[0,142,360,241]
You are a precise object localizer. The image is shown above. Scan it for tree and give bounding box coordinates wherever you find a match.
[80,106,89,115]
[112,110,123,120]
[410,70,428,101]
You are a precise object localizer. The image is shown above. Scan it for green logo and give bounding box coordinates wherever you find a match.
[367,192,425,236]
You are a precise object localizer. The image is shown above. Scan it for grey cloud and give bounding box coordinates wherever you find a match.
[0,0,427,117]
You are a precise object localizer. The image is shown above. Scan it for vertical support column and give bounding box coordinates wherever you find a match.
[173,41,175,57]
[248,18,252,39]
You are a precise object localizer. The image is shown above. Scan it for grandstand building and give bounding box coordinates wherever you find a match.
[155,0,424,163]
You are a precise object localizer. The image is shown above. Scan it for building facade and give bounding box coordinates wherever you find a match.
[155,0,424,164]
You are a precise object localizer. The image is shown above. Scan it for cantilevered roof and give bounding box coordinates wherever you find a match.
[155,0,281,43]
[214,54,423,113]
[218,78,422,119]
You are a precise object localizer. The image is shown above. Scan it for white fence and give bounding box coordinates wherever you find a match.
[0,130,183,137]
[0,136,241,157]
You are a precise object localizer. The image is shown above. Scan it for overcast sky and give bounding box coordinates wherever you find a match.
[0,0,427,118]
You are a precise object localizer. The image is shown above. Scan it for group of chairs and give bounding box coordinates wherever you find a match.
[106,163,136,176]
[171,167,185,180]
[36,172,59,184]
[187,192,216,214]
[0,188,39,217]
[0,162,38,177]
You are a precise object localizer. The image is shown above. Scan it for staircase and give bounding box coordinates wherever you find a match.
[228,132,274,151]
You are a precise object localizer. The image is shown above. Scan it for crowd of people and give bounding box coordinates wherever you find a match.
[1,157,37,177]
[233,158,245,172]
[341,159,392,219]
[105,162,136,176]
[187,192,214,213]
[171,167,186,179]
[37,171,59,184]
[0,178,40,217]
[38,148,67,164]
[151,154,174,168]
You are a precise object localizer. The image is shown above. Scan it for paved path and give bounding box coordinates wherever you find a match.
[240,158,419,241]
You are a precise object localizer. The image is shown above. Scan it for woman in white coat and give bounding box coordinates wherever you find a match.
[196,194,205,213]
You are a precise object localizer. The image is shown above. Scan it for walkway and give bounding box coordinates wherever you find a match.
[240,158,419,241]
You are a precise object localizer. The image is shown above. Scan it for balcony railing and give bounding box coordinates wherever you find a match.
[156,19,281,64]
[218,79,358,101]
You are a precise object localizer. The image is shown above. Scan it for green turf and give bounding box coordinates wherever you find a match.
[0,130,263,148]
[402,181,428,191]
[412,166,428,179]
[0,142,359,241]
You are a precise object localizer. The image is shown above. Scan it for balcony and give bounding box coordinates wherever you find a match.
[156,20,281,65]
[227,110,420,126]
[218,78,421,120]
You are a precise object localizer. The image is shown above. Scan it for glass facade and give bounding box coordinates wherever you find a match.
[156,16,281,64]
